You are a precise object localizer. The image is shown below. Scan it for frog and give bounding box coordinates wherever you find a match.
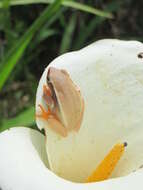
[36,67,84,137]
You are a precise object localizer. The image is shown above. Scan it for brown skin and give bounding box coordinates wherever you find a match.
[36,67,84,137]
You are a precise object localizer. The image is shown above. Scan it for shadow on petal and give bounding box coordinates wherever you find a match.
[30,129,49,168]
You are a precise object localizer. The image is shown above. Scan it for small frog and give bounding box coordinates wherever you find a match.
[36,67,84,137]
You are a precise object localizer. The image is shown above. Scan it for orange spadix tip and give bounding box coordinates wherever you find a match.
[86,142,127,183]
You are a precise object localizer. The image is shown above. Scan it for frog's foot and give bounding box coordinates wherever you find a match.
[36,104,51,120]
[36,104,67,137]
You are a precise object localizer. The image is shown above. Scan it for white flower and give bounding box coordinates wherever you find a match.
[1,39,143,189]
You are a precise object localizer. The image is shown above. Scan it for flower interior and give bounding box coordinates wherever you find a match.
[36,40,143,183]
[36,67,129,183]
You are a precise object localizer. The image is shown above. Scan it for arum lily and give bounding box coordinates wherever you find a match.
[1,39,143,189]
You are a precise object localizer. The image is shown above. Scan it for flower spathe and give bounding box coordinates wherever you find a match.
[1,39,143,189]
[0,127,143,190]
[36,39,143,182]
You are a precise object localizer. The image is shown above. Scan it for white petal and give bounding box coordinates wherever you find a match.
[36,39,143,182]
[0,127,143,189]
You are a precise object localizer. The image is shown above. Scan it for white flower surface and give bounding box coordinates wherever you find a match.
[0,127,143,190]
[36,39,143,182]
[1,39,143,189]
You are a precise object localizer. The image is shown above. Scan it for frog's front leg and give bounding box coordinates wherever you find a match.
[36,84,54,120]
[36,104,67,137]
[36,85,67,137]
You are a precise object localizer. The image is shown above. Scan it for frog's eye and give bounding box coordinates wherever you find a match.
[47,74,50,82]
[47,68,51,82]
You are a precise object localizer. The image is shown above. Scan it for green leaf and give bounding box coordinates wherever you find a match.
[0,0,13,47]
[73,1,121,49]
[59,13,77,54]
[0,0,61,90]
[2,0,10,8]
[63,1,113,18]
[0,0,113,18]
[29,29,58,52]
[37,29,57,43]
[0,106,35,133]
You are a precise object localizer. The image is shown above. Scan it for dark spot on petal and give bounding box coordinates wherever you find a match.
[138,52,143,58]
[139,164,143,169]
[123,142,128,147]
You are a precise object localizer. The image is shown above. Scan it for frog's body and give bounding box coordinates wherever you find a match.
[36,67,84,137]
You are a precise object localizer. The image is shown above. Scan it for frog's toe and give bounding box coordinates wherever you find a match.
[36,104,51,120]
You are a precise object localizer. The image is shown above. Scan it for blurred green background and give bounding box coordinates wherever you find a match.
[0,0,143,133]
